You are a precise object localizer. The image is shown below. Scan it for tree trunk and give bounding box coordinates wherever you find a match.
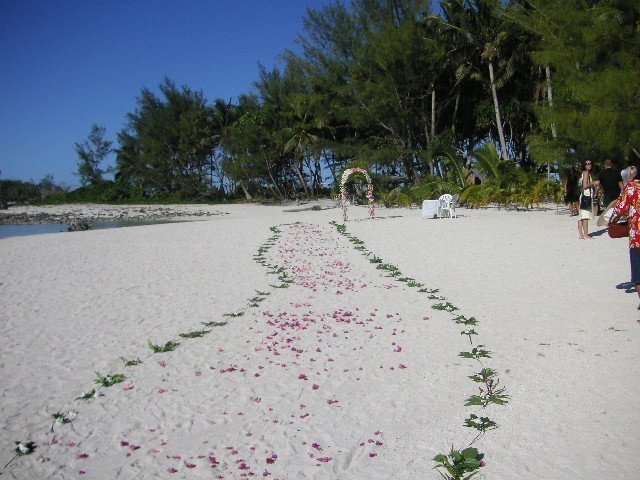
[488,61,509,160]
[313,156,322,192]
[452,87,460,131]
[296,157,309,197]
[267,167,284,200]
[431,87,436,139]
[303,156,316,198]
[545,65,557,139]
[241,182,253,200]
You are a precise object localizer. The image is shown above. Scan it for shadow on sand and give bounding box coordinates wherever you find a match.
[617,282,636,294]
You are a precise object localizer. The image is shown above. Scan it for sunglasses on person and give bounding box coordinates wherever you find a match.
[585,162,592,166]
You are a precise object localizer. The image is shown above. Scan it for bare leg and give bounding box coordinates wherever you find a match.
[578,220,584,239]
[583,219,591,239]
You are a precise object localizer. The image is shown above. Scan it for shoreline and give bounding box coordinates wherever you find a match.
[0,200,560,226]
[0,203,231,225]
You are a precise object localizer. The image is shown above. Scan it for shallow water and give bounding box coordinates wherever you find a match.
[0,219,190,240]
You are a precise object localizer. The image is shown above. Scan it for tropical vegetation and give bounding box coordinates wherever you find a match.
[61,0,640,208]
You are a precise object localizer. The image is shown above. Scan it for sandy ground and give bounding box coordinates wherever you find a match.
[0,202,637,479]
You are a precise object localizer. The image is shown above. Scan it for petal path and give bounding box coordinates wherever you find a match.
[5,222,490,479]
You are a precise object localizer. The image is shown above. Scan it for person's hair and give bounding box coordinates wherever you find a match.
[623,165,637,185]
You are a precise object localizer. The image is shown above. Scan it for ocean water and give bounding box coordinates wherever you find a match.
[0,219,188,240]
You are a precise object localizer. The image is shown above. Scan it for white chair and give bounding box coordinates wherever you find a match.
[421,199,440,218]
[438,194,456,218]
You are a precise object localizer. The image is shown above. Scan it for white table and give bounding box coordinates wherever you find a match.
[421,200,440,218]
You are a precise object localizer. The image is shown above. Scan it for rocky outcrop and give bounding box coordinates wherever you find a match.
[0,204,228,225]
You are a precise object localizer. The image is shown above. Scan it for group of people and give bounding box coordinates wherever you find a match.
[566,159,640,314]
[564,159,630,238]
[575,159,628,239]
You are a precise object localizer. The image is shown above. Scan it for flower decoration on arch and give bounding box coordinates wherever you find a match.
[339,168,375,222]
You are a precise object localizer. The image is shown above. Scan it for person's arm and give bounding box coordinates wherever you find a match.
[611,186,631,223]
[582,172,599,190]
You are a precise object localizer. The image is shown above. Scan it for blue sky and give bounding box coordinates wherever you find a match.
[0,0,334,187]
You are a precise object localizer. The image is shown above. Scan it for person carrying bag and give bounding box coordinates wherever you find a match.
[578,160,599,239]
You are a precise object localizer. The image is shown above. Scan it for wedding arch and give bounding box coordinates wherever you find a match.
[340,168,375,222]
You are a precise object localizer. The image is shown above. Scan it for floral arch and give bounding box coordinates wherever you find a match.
[340,168,375,222]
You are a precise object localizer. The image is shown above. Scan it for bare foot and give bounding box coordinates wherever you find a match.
[584,235,592,240]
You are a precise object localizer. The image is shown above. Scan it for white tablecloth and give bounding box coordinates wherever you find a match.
[422,200,440,218]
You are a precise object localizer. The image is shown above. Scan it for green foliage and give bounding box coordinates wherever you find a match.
[75,124,112,187]
[453,315,479,326]
[13,441,37,457]
[433,302,459,312]
[119,357,142,367]
[433,446,484,480]
[419,287,439,294]
[115,78,218,198]
[94,372,126,387]
[55,0,635,204]
[468,368,497,383]
[459,143,560,208]
[201,321,227,328]
[465,391,510,407]
[0,179,40,204]
[517,0,640,163]
[459,345,492,360]
[148,340,180,353]
[464,413,498,434]
[76,389,97,401]
[461,328,478,343]
[178,330,210,339]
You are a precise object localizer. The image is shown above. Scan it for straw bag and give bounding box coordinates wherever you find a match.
[608,219,629,238]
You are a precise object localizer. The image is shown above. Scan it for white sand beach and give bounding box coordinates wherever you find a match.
[0,202,637,479]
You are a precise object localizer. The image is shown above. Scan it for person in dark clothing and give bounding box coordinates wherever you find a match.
[564,169,580,216]
[599,159,623,207]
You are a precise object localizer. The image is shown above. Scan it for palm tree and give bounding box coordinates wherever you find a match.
[281,99,320,198]
[438,0,519,160]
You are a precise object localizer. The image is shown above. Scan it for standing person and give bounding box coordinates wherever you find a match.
[610,166,640,312]
[564,168,580,216]
[599,159,623,207]
[578,160,599,239]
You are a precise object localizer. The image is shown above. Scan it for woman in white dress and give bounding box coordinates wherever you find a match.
[578,160,599,239]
